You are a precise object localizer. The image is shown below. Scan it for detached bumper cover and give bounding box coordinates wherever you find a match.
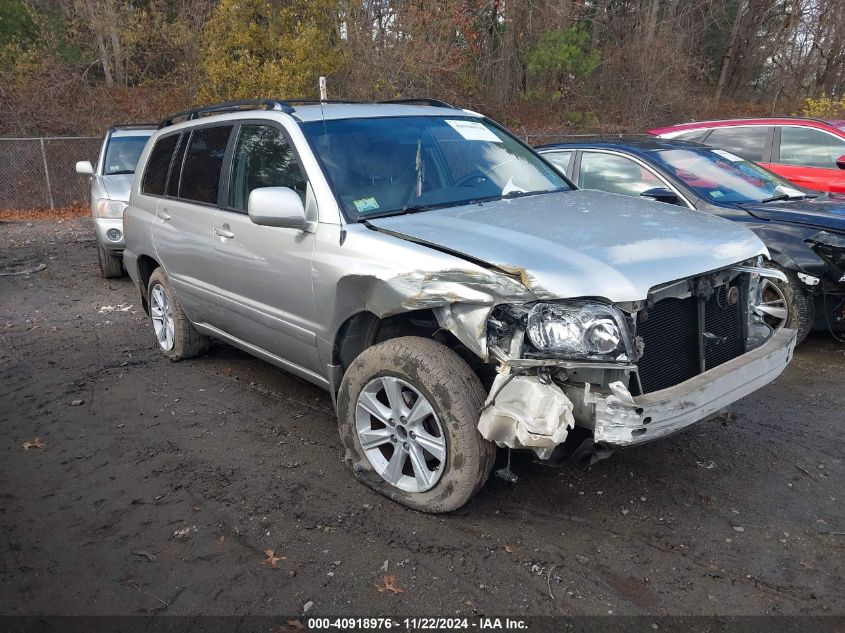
[593,327,797,447]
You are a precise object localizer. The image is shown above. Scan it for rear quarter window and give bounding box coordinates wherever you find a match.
[141,134,179,196]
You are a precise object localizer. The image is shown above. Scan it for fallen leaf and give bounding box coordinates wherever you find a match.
[70,399,84,406]
[22,437,44,450]
[218,535,225,544]
[283,620,304,632]
[375,574,404,594]
[263,549,286,569]
[504,544,519,553]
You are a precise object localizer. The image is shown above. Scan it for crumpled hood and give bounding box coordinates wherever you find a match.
[742,194,845,233]
[368,190,767,303]
[98,174,133,202]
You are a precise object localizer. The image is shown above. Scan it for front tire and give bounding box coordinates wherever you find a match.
[97,243,124,279]
[147,268,210,361]
[337,337,496,513]
[763,264,815,344]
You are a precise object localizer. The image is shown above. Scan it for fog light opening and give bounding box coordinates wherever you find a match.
[106,228,122,242]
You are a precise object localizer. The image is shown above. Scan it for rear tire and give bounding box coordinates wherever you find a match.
[337,336,495,513]
[764,263,815,344]
[147,268,210,361]
[97,243,124,279]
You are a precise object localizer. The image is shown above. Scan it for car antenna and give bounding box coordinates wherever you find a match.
[318,76,330,157]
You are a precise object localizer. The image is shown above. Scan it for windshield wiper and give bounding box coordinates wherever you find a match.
[359,202,446,220]
[501,188,564,200]
[106,170,134,175]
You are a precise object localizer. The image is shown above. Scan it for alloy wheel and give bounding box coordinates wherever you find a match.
[757,279,789,330]
[150,283,175,351]
[355,376,447,493]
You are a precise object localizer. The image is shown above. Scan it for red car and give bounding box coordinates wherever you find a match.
[648,118,845,194]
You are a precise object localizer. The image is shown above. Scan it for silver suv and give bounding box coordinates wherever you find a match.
[123,99,797,512]
[76,124,155,277]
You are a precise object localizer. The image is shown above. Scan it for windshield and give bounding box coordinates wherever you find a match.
[103,134,151,175]
[651,147,808,204]
[301,116,570,218]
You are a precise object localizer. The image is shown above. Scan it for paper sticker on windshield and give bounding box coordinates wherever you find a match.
[709,190,724,198]
[712,149,744,162]
[353,197,379,212]
[445,120,502,142]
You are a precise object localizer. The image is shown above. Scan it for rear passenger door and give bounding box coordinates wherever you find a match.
[211,122,321,376]
[148,124,233,326]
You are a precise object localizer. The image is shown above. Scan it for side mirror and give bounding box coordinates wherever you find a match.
[247,187,307,229]
[76,160,94,176]
[836,154,845,170]
[640,187,680,205]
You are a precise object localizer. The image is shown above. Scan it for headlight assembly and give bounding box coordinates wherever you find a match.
[94,198,127,218]
[525,301,633,361]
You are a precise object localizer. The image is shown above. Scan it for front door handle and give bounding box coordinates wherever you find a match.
[159,209,171,221]
[215,226,234,239]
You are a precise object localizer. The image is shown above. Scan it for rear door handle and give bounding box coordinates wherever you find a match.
[215,226,234,239]
[159,209,171,221]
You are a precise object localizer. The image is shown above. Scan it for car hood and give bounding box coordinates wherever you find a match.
[741,195,845,233]
[368,190,767,303]
[98,174,133,201]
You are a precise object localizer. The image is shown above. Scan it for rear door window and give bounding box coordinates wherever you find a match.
[704,126,770,162]
[228,124,307,211]
[178,125,233,205]
[141,134,179,196]
[778,126,845,168]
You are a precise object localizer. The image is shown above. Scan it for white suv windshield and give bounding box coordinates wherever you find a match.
[301,116,570,218]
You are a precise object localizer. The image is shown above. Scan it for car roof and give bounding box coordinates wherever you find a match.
[648,117,845,136]
[537,136,707,154]
[289,103,476,122]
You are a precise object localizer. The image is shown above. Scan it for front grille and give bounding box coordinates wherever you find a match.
[635,285,745,394]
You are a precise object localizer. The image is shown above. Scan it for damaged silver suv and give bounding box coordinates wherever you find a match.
[123,99,797,512]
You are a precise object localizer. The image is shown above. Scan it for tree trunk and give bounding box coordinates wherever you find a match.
[714,0,745,102]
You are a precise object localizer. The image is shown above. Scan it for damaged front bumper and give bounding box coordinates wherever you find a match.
[587,327,796,447]
[478,327,797,455]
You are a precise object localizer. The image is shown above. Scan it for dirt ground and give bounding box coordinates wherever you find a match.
[1,216,843,618]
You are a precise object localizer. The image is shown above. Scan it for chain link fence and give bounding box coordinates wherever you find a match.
[0,137,101,210]
[0,131,639,212]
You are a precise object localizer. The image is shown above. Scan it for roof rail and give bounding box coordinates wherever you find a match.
[158,96,461,129]
[158,99,296,128]
[378,98,458,109]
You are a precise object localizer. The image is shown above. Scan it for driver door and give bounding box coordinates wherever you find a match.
[211,122,321,377]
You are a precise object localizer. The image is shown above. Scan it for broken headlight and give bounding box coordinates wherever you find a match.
[526,301,633,361]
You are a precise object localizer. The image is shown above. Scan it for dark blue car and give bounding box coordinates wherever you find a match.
[537,138,845,342]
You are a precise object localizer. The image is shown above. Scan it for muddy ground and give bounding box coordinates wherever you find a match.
[1,216,843,617]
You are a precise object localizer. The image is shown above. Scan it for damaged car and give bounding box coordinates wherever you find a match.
[122,99,797,512]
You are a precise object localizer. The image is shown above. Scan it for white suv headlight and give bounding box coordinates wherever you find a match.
[526,301,632,361]
[94,198,127,218]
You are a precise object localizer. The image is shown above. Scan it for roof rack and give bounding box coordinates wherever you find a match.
[158,96,461,128]
[378,98,458,109]
[158,99,297,128]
